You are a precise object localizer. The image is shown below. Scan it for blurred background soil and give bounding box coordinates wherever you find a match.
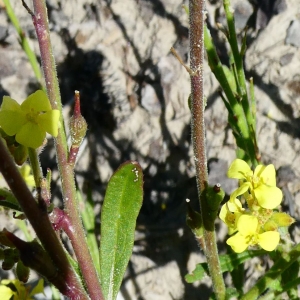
[0,0,300,299]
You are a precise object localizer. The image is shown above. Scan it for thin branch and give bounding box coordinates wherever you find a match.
[189,0,226,299]
[0,138,88,299]
[23,1,104,298]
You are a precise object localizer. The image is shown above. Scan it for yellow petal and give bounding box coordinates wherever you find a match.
[227,159,252,179]
[21,90,51,112]
[29,279,44,296]
[255,164,276,186]
[258,231,280,251]
[254,185,282,209]
[219,198,242,220]
[0,285,16,300]
[15,122,46,149]
[227,233,249,253]
[38,110,60,137]
[230,182,251,199]
[1,96,22,111]
[0,110,26,136]
[237,214,258,235]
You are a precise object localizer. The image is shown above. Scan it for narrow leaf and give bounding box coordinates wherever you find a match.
[185,250,266,283]
[0,188,23,212]
[99,161,143,300]
[77,190,100,274]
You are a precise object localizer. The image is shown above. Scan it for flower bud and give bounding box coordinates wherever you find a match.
[0,129,28,165]
[2,257,15,270]
[16,260,30,283]
[69,114,87,146]
[270,212,295,227]
[69,90,87,147]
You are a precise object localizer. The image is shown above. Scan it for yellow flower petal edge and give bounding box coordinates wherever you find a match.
[21,90,51,112]
[227,233,249,253]
[227,159,252,179]
[258,231,280,251]
[0,110,26,136]
[219,198,243,235]
[254,185,282,209]
[1,96,22,111]
[255,164,276,186]
[38,110,60,137]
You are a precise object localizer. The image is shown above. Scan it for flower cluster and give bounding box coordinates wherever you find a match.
[0,90,59,149]
[220,159,294,253]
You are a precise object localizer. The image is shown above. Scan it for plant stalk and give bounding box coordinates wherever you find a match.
[189,0,225,299]
[0,138,88,299]
[25,1,104,298]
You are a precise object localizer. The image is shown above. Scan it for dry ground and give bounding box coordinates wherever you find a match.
[0,0,300,299]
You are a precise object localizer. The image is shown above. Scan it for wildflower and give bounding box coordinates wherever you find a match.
[0,90,60,149]
[226,214,280,253]
[0,278,44,300]
[227,159,282,209]
[219,198,244,235]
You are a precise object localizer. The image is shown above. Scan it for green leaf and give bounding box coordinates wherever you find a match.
[222,65,237,93]
[185,261,208,283]
[99,161,143,300]
[185,250,266,283]
[0,188,23,212]
[77,189,100,274]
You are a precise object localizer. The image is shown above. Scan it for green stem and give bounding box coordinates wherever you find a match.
[0,138,88,299]
[25,1,104,299]
[3,0,42,86]
[223,0,257,165]
[189,1,225,299]
[28,148,42,188]
[241,243,300,300]
[204,25,255,164]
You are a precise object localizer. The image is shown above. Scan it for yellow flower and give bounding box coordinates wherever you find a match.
[0,91,60,149]
[226,214,280,253]
[219,198,244,235]
[227,159,282,209]
[0,279,44,300]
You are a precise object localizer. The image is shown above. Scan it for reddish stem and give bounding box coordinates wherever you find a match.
[0,139,88,299]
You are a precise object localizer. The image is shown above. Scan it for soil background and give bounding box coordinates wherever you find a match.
[0,0,300,299]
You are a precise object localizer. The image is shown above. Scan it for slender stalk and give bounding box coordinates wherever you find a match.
[223,0,257,165]
[189,1,225,299]
[28,147,42,188]
[3,0,42,86]
[25,1,104,298]
[0,138,88,299]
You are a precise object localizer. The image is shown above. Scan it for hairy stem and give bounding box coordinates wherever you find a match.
[0,138,88,299]
[28,147,42,188]
[189,0,225,299]
[24,1,104,298]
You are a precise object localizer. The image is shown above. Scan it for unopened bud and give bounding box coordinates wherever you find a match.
[16,260,30,283]
[2,257,15,270]
[9,143,28,166]
[69,91,87,146]
[69,114,87,146]
[0,129,28,165]
[271,212,295,227]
